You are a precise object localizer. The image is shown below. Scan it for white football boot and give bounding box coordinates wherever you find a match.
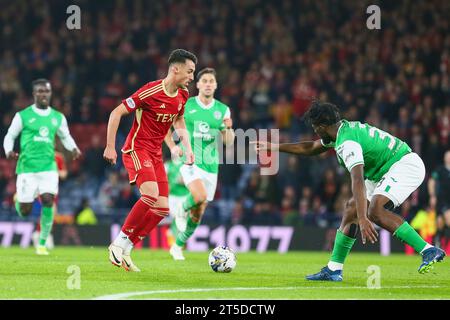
[169,243,185,260]
[122,255,141,272]
[108,244,123,267]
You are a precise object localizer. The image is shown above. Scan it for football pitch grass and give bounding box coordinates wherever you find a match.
[1,246,448,300]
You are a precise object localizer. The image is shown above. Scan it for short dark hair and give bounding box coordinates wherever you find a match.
[168,49,198,66]
[196,67,216,82]
[304,99,341,126]
[32,78,50,90]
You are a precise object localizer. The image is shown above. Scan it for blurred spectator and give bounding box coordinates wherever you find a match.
[83,135,106,178]
[218,146,242,201]
[0,0,449,229]
[116,184,139,209]
[74,198,98,225]
[252,201,282,225]
[98,172,122,210]
[317,169,339,213]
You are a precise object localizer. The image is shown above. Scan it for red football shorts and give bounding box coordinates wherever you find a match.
[122,149,168,197]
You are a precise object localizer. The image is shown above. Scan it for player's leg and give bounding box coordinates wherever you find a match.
[122,184,170,270]
[15,173,37,217]
[367,153,445,273]
[171,171,215,260]
[110,179,160,269]
[118,158,170,271]
[36,193,55,255]
[328,198,359,269]
[174,165,208,231]
[306,197,359,281]
[171,199,207,260]
[170,169,208,260]
[167,195,187,245]
[109,151,160,268]
[131,160,172,245]
[35,171,59,255]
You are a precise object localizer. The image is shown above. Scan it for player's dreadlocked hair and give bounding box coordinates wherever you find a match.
[304,99,341,126]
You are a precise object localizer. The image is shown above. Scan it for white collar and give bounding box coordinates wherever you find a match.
[162,79,178,98]
[32,104,51,116]
[195,96,215,109]
[334,121,345,142]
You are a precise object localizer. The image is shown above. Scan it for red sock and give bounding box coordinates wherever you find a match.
[121,195,157,237]
[129,207,169,245]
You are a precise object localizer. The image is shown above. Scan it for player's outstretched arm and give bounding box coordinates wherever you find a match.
[103,103,129,165]
[57,115,81,160]
[3,113,22,160]
[172,116,194,165]
[252,139,328,156]
[350,164,378,244]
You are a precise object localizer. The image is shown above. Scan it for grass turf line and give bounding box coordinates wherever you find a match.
[0,246,448,299]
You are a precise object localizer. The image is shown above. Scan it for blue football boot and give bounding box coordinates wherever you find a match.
[306,266,343,281]
[418,247,446,274]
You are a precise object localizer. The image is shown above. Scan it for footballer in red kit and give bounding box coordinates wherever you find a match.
[121,79,189,195]
[103,49,197,271]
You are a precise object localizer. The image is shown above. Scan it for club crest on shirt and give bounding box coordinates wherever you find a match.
[143,160,152,168]
[39,126,49,137]
[198,121,210,133]
[214,111,222,120]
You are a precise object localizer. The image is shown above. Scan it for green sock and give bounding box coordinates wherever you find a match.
[175,215,199,247]
[182,194,199,211]
[39,206,54,246]
[15,200,23,218]
[393,221,428,253]
[330,230,356,264]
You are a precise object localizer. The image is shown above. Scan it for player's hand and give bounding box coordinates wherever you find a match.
[6,151,19,160]
[184,150,195,165]
[223,118,233,129]
[71,148,82,160]
[103,146,117,165]
[170,145,183,161]
[359,218,378,244]
[250,141,279,153]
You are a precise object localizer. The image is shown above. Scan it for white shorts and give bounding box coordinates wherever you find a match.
[16,171,59,203]
[365,152,425,208]
[179,164,218,202]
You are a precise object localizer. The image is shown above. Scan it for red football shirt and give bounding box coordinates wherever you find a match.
[121,79,189,158]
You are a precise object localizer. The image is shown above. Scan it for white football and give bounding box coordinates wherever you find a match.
[208,246,237,273]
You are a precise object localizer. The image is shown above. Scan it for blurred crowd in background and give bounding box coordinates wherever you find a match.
[0,0,449,230]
